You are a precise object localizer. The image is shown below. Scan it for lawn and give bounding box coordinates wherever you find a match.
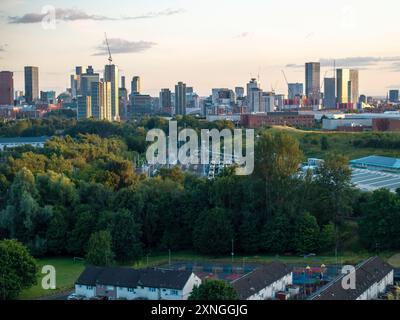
[133,250,394,269]
[265,126,400,160]
[19,257,85,300]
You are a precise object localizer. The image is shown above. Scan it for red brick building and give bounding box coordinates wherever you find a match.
[240,112,315,128]
[373,118,400,131]
[0,71,14,105]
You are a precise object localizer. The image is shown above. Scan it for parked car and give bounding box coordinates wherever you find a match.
[67,293,84,300]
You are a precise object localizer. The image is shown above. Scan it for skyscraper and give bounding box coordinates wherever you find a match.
[80,66,99,97]
[349,69,359,105]
[131,76,141,95]
[305,62,320,105]
[249,88,264,112]
[246,78,260,110]
[77,95,92,120]
[235,87,244,99]
[121,76,126,89]
[337,69,350,105]
[323,78,336,109]
[175,82,187,115]
[104,64,119,121]
[0,71,14,105]
[71,66,83,97]
[389,90,399,103]
[160,88,172,113]
[91,80,112,121]
[24,66,39,104]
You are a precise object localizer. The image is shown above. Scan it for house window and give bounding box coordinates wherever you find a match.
[170,290,178,295]
[86,286,93,290]
[128,288,135,293]
[149,288,156,292]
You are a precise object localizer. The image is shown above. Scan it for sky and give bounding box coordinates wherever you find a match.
[1,0,400,97]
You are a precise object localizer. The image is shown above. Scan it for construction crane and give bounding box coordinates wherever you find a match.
[281,70,293,98]
[104,32,112,65]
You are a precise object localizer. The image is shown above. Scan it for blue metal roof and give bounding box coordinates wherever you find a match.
[350,155,400,169]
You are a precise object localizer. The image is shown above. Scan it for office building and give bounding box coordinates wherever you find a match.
[288,83,303,100]
[0,71,14,105]
[40,91,56,104]
[91,80,112,121]
[248,88,264,113]
[389,90,399,103]
[77,95,92,120]
[160,88,172,113]
[349,69,359,105]
[104,64,119,120]
[80,66,100,97]
[121,76,126,90]
[305,62,320,105]
[324,78,336,109]
[246,78,259,99]
[24,66,39,104]
[235,87,245,99]
[131,76,141,95]
[131,94,152,114]
[262,93,275,113]
[175,82,187,115]
[337,69,350,105]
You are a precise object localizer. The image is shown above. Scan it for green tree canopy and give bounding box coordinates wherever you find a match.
[189,280,238,300]
[85,230,115,266]
[0,239,38,300]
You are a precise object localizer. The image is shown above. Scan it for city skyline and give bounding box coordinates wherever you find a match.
[1,0,400,96]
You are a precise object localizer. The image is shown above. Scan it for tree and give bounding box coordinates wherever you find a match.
[319,223,336,253]
[255,132,303,218]
[85,230,115,266]
[193,208,233,255]
[292,213,320,254]
[359,189,400,250]
[320,136,329,150]
[110,210,143,263]
[189,280,238,300]
[0,239,38,300]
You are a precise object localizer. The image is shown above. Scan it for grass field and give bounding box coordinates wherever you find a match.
[20,251,397,300]
[133,251,395,269]
[19,257,85,300]
[266,126,400,160]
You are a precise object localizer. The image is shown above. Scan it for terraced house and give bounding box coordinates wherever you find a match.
[75,267,201,300]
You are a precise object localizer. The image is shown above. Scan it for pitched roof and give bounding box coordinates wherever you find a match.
[310,257,394,300]
[231,262,292,299]
[76,267,193,290]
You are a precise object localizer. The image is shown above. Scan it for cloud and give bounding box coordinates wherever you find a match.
[8,7,184,24]
[286,56,400,69]
[9,8,114,24]
[234,32,250,39]
[93,38,157,56]
[123,8,185,20]
[0,44,8,52]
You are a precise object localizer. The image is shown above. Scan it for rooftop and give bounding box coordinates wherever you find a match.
[310,257,393,300]
[76,266,194,290]
[350,155,400,170]
[231,261,292,299]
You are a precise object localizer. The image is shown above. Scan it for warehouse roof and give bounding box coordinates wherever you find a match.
[350,156,400,170]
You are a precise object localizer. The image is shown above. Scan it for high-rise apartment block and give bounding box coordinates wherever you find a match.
[24,66,39,104]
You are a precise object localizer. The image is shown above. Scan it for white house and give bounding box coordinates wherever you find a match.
[75,267,201,300]
[231,262,293,300]
[311,256,394,300]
